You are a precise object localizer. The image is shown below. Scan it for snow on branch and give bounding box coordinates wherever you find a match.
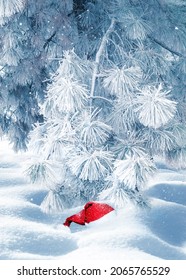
[78,109,112,148]
[25,160,61,187]
[148,35,185,58]
[113,133,146,159]
[90,18,116,98]
[46,76,88,114]
[40,189,67,214]
[56,50,92,81]
[121,12,151,41]
[135,84,177,129]
[166,147,186,169]
[99,183,150,209]
[0,0,25,20]
[68,149,113,181]
[113,155,156,190]
[141,126,175,154]
[103,65,142,96]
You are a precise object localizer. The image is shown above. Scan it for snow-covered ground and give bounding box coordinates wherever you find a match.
[0,139,186,260]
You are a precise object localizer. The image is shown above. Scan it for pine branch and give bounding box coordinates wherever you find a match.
[89,96,113,104]
[43,31,57,50]
[90,18,116,98]
[148,34,185,58]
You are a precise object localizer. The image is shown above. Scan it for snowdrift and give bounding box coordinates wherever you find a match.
[0,140,186,260]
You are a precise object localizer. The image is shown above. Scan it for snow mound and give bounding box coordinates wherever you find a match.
[0,140,186,259]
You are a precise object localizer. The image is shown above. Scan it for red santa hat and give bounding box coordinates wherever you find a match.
[63,201,114,227]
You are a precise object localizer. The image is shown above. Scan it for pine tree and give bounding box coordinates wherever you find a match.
[0,0,75,150]
[2,0,186,211]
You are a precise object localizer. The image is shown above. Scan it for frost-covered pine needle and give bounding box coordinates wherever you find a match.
[78,109,112,147]
[40,190,67,214]
[123,13,152,41]
[166,147,186,169]
[68,149,113,181]
[113,155,156,190]
[135,84,177,129]
[103,65,142,96]
[0,0,25,19]
[25,160,60,186]
[99,179,150,208]
[141,126,176,154]
[56,50,92,81]
[47,76,88,113]
[113,134,146,159]
[99,185,131,208]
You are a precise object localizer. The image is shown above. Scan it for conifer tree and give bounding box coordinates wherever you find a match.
[1,0,186,211]
[0,0,75,150]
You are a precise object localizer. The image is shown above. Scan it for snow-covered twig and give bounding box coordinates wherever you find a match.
[90,18,116,98]
[148,35,185,58]
[88,96,113,104]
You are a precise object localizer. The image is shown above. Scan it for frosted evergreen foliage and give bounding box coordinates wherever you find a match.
[0,0,75,150]
[55,50,92,82]
[2,31,24,66]
[78,109,112,148]
[40,189,67,214]
[135,84,177,129]
[68,149,113,182]
[167,147,186,169]
[113,134,147,159]
[1,0,185,212]
[166,124,186,169]
[46,76,88,114]
[122,12,151,41]
[0,0,25,20]
[113,155,156,190]
[142,127,176,155]
[103,65,142,97]
[26,160,61,187]
[109,100,137,134]
[99,184,132,208]
[28,123,47,154]
[99,177,150,209]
